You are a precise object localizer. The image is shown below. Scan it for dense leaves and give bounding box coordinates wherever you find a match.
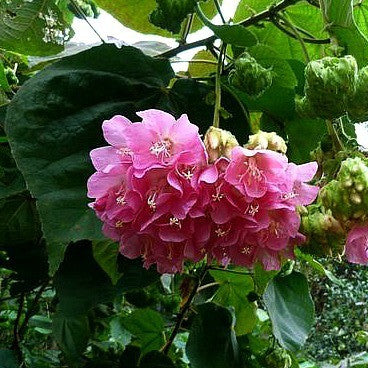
[0,0,72,56]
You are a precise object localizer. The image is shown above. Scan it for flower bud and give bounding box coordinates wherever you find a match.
[203,126,239,163]
[245,130,287,154]
[320,156,368,224]
[302,55,358,119]
[300,204,345,256]
[228,52,273,98]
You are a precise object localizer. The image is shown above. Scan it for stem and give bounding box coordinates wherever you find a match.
[18,282,48,340]
[278,13,310,62]
[69,0,105,43]
[179,13,195,44]
[209,267,252,276]
[222,83,251,126]
[158,0,303,58]
[214,0,226,23]
[170,59,218,65]
[196,282,219,293]
[213,44,226,128]
[162,266,208,355]
[326,119,344,152]
[11,293,25,363]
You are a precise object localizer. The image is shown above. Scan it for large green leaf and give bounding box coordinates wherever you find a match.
[186,303,239,368]
[54,242,115,316]
[0,194,48,294]
[210,269,257,335]
[0,350,18,368]
[0,145,26,200]
[94,0,219,37]
[52,314,90,364]
[321,0,368,67]
[263,271,315,352]
[5,44,174,269]
[234,0,326,62]
[121,309,165,355]
[53,242,116,361]
[285,118,327,163]
[0,0,72,56]
[92,240,121,285]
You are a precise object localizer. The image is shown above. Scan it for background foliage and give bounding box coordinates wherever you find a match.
[0,0,368,367]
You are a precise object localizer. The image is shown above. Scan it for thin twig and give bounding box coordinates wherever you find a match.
[213,44,226,128]
[196,282,219,293]
[162,266,208,355]
[171,59,218,65]
[209,267,252,276]
[278,13,310,62]
[18,282,48,340]
[11,293,25,363]
[214,0,226,24]
[158,0,324,58]
[69,0,105,43]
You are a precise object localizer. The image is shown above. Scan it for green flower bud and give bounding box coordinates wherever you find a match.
[348,65,368,120]
[302,55,358,119]
[228,53,273,98]
[300,204,345,256]
[320,157,368,224]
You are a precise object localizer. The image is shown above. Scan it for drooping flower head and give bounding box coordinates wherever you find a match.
[88,109,319,273]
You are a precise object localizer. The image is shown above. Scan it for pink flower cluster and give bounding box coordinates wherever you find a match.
[88,109,319,273]
[345,225,368,265]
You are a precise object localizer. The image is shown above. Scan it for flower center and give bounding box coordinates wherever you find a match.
[246,203,259,216]
[147,192,157,211]
[115,220,124,228]
[169,217,182,229]
[181,166,195,180]
[243,158,263,182]
[215,226,229,238]
[150,138,172,159]
[241,246,251,254]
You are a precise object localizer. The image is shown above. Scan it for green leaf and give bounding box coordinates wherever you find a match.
[121,309,165,355]
[0,145,26,200]
[284,118,327,163]
[210,269,257,335]
[139,351,175,368]
[52,314,90,363]
[253,262,278,295]
[248,44,298,89]
[110,317,132,347]
[54,242,115,316]
[263,271,315,352]
[196,4,257,47]
[92,240,121,285]
[321,0,368,67]
[0,0,72,56]
[0,350,18,368]
[0,61,10,92]
[94,0,219,37]
[0,194,49,294]
[186,303,239,368]
[294,248,343,286]
[188,50,217,78]
[5,45,174,269]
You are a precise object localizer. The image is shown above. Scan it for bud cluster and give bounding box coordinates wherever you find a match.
[228,52,273,98]
[297,55,358,120]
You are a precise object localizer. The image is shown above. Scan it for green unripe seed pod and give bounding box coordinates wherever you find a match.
[320,157,368,224]
[348,65,368,120]
[228,52,273,98]
[300,204,345,256]
[302,55,358,119]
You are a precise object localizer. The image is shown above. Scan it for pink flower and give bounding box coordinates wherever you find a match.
[123,110,207,175]
[225,147,288,198]
[345,225,368,264]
